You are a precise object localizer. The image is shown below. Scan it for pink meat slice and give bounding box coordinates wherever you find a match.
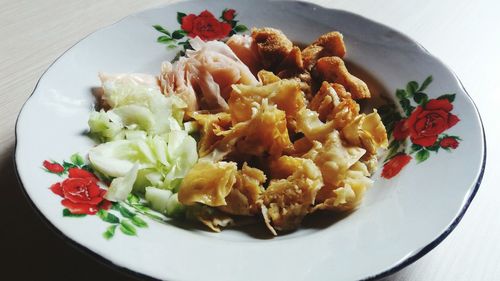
[160,37,258,112]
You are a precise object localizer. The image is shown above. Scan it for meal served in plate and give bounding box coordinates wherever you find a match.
[85,27,388,235]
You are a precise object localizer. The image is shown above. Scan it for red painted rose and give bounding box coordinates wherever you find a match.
[49,168,110,215]
[222,9,236,21]
[43,160,64,173]
[181,10,232,41]
[382,154,412,179]
[406,99,460,147]
[439,137,459,149]
[393,119,410,140]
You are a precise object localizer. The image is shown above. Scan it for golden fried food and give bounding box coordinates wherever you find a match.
[219,163,266,216]
[251,27,294,70]
[178,160,237,207]
[302,31,346,71]
[315,56,371,99]
[309,82,360,129]
[174,28,389,235]
[313,161,373,212]
[229,76,305,128]
[341,111,389,154]
[192,112,232,157]
[261,156,323,233]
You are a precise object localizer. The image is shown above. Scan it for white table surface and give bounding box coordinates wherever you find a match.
[1,0,498,280]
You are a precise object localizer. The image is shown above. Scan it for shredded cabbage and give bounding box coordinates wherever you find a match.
[89,133,197,192]
[88,74,198,210]
[89,78,186,142]
[104,163,139,202]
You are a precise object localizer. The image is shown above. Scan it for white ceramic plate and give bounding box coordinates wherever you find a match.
[15,1,485,280]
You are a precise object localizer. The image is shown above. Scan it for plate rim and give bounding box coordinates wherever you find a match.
[14,1,487,280]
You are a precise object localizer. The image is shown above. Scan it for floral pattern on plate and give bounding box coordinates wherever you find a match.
[153,8,248,57]
[42,154,172,239]
[379,76,461,179]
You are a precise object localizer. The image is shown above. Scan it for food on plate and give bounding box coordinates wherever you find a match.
[87,26,388,235]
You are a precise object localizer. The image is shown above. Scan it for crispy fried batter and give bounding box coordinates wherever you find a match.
[309,82,359,129]
[302,31,346,71]
[341,111,388,154]
[251,27,293,70]
[219,163,266,216]
[192,112,232,157]
[178,160,238,207]
[229,78,306,128]
[276,46,303,72]
[313,161,373,212]
[258,70,281,85]
[302,131,366,188]
[261,156,323,233]
[186,205,234,232]
[315,56,371,99]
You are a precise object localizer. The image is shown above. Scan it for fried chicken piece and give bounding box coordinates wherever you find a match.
[251,27,293,70]
[302,31,346,71]
[315,56,371,99]
[276,46,303,72]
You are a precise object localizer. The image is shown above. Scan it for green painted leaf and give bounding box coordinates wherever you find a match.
[167,44,177,49]
[144,212,165,222]
[234,25,248,32]
[70,153,85,167]
[399,99,415,116]
[415,149,430,163]
[177,12,187,24]
[127,193,140,204]
[437,94,456,102]
[172,30,187,39]
[385,144,401,162]
[220,8,228,19]
[62,208,86,217]
[62,161,77,170]
[153,25,171,36]
[413,92,429,105]
[120,220,137,236]
[410,143,423,154]
[157,36,173,43]
[103,225,117,240]
[388,140,400,150]
[396,89,408,100]
[131,216,148,228]
[97,209,120,224]
[419,76,433,91]
[406,81,419,95]
[133,204,151,212]
[81,164,93,172]
[117,204,136,219]
[427,144,440,152]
